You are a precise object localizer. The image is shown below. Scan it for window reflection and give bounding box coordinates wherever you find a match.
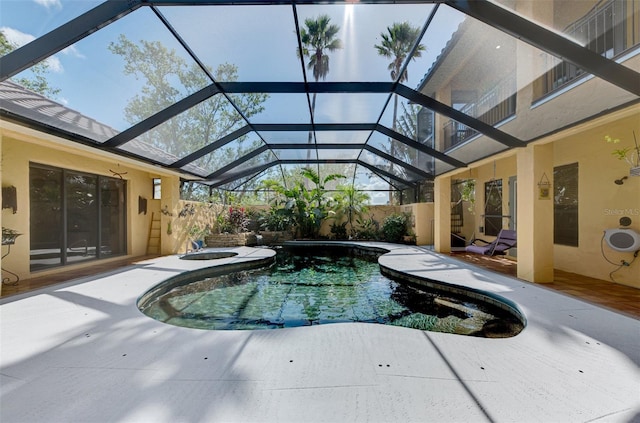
[30,166,63,271]
[66,172,98,264]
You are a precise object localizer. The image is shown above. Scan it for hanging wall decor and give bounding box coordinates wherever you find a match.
[138,196,147,215]
[538,172,551,199]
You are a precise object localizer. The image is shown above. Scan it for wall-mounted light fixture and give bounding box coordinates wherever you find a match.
[2,186,17,214]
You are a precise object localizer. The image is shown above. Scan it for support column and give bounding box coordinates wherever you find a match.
[517,144,554,282]
[434,175,452,253]
[160,175,181,255]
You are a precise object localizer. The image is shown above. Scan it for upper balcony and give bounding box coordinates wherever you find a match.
[533,0,640,102]
[416,0,639,167]
[443,75,517,151]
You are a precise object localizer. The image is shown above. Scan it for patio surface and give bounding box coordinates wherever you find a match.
[1,243,638,422]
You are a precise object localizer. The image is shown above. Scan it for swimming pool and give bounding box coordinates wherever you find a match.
[138,246,524,337]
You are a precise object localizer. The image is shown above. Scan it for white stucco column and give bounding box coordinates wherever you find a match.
[434,175,452,253]
[517,144,554,282]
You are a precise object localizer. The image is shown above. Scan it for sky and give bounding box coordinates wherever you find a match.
[0,0,465,204]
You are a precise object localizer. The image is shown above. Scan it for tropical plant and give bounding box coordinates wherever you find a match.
[333,184,370,237]
[453,179,476,213]
[257,167,345,238]
[354,216,380,241]
[605,133,640,169]
[299,167,345,237]
[375,22,426,89]
[188,224,211,241]
[375,22,425,203]
[257,206,294,232]
[218,207,250,234]
[298,15,343,158]
[380,213,410,243]
[330,221,348,240]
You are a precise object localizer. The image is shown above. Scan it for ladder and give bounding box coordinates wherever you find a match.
[146,212,161,255]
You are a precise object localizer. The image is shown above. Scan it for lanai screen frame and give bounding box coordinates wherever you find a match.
[1,0,638,197]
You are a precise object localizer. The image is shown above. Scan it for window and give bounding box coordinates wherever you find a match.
[30,164,127,271]
[153,178,161,199]
[484,179,503,236]
[554,163,579,246]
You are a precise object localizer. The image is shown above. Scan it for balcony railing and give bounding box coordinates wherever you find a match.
[534,0,639,100]
[443,76,517,150]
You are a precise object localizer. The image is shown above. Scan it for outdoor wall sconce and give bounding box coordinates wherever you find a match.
[2,186,17,214]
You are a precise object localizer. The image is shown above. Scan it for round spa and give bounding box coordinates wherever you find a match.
[139,245,525,337]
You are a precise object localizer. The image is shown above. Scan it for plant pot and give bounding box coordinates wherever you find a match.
[630,166,640,177]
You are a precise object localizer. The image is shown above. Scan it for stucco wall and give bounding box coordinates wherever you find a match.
[401,202,435,245]
[445,108,640,288]
[553,111,640,288]
[0,121,182,287]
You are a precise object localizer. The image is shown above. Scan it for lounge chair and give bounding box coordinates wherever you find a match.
[465,229,517,256]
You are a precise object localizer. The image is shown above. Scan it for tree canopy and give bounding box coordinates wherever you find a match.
[108,35,270,200]
[1,31,60,98]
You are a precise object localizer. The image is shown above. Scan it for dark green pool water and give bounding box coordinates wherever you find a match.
[139,247,523,337]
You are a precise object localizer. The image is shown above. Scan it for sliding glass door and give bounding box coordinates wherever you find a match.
[30,164,126,271]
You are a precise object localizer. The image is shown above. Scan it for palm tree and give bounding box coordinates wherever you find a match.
[375,22,425,203]
[257,167,345,238]
[333,184,370,237]
[299,15,343,159]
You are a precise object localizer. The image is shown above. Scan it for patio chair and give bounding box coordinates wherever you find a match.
[465,229,517,256]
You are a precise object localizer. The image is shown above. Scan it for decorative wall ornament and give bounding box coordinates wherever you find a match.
[109,165,128,180]
[138,196,147,215]
[161,205,173,216]
[538,172,551,200]
[178,203,196,218]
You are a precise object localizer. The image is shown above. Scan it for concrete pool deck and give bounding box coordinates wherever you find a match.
[1,243,638,422]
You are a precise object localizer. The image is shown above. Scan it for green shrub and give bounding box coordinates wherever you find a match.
[258,207,294,232]
[218,207,250,234]
[330,221,348,240]
[354,216,379,240]
[380,213,409,243]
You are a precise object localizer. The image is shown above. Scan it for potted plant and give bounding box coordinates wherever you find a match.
[205,207,256,247]
[188,225,209,250]
[606,132,640,176]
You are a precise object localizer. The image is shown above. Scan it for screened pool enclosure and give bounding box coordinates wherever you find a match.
[1,0,638,204]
